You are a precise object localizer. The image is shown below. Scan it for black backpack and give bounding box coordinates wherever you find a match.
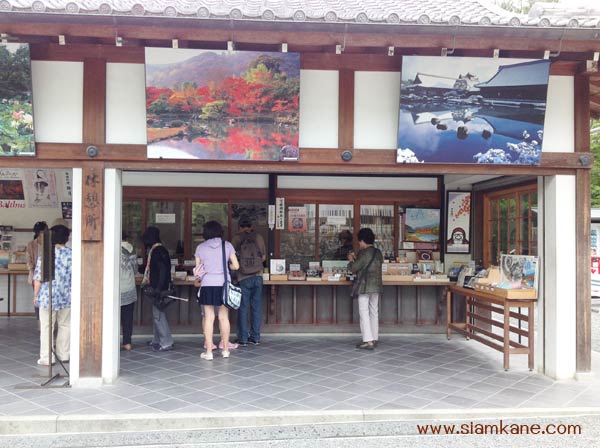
[238,232,263,275]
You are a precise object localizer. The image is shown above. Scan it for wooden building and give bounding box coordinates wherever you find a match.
[0,0,597,386]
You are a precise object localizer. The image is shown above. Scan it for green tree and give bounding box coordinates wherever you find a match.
[493,0,558,14]
[591,120,600,207]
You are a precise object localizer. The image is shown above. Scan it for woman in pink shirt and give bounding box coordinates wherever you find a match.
[194,221,239,360]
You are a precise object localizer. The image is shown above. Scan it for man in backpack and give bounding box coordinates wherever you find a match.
[232,216,266,346]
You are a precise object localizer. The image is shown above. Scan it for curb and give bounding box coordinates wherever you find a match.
[2,407,600,435]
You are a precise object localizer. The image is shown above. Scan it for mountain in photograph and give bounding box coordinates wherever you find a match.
[147,51,300,88]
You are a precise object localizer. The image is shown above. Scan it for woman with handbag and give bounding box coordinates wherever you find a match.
[348,228,383,350]
[141,226,174,352]
[194,221,239,361]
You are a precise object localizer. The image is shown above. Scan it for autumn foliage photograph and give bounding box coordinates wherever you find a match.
[145,48,300,160]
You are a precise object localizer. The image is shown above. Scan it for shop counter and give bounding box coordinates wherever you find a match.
[264,279,452,326]
[446,285,536,371]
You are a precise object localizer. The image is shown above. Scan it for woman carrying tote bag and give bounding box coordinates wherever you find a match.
[348,228,383,350]
[194,221,239,361]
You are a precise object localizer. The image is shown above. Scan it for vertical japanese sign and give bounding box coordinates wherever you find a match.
[275,197,285,230]
[82,167,103,241]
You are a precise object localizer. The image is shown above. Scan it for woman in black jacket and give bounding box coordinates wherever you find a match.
[141,226,174,351]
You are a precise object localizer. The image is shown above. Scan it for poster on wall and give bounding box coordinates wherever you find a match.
[404,208,440,243]
[61,202,72,219]
[397,56,551,165]
[0,43,35,156]
[24,169,58,208]
[446,191,471,254]
[0,169,25,209]
[145,48,300,161]
[288,206,307,232]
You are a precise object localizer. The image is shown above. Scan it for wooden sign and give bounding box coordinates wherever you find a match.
[82,166,103,241]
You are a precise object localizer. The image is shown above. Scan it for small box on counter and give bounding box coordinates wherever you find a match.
[270,274,288,281]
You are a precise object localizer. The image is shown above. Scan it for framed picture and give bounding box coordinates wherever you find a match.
[397,56,550,165]
[404,208,440,243]
[446,191,471,254]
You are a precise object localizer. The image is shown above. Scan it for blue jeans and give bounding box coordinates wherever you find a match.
[237,275,263,343]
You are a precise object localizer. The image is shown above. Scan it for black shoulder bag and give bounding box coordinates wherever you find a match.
[221,241,242,310]
[350,249,377,299]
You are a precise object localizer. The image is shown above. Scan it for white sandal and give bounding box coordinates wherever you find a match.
[200,352,213,361]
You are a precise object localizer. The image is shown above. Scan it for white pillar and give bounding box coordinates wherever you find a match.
[69,168,82,386]
[542,175,577,379]
[102,168,122,383]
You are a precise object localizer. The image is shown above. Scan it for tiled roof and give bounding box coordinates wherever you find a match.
[475,60,551,88]
[1,0,599,28]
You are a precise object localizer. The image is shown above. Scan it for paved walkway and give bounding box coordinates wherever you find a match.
[1,317,599,420]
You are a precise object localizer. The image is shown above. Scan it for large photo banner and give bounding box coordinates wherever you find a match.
[397,56,551,165]
[145,48,300,160]
[0,43,35,156]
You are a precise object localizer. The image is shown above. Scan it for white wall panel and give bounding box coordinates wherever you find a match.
[542,76,574,153]
[31,61,83,143]
[278,176,437,191]
[106,63,147,144]
[299,70,338,148]
[354,72,401,149]
[123,172,268,188]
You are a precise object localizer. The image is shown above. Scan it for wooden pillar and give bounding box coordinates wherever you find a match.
[338,69,354,150]
[79,58,107,377]
[574,73,592,373]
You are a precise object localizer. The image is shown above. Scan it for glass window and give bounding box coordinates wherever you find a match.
[280,203,316,268]
[123,201,142,255]
[483,184,537,266]
[360,205,394,259]
[191,202,228,254]
[147,201,185,258]
[319,204,354,261]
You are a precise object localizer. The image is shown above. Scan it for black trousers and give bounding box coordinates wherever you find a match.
[121,302,135,345]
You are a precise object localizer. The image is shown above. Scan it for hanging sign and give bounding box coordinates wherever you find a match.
[268,204,276,230]
[275,197,285,230]
[155,213,176,224]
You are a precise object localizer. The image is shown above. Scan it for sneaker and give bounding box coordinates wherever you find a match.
[235,339,248,347]
[373,340,379,348]
[356,342,374,350]
[248,338,260,346]
[37,359,55,366]
[222,350,230,358]
[200,352,213,361]
[147,341,159,350]
[152,344,173,352]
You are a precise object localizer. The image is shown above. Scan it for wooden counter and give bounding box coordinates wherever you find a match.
[446,284,536,371]
[265,279,452,326]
